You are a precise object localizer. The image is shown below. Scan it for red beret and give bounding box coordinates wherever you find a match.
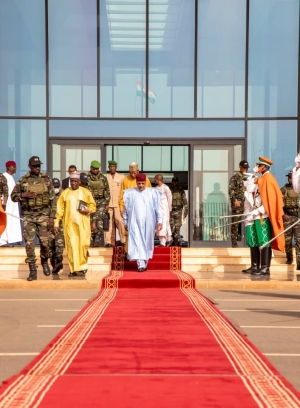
[6,161,16,167]
[136,173,146,182]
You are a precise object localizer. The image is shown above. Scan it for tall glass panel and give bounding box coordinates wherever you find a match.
[0,120,46,180]
[100,0,146,117]
[148,0,195,118]
[143,146,171,171]
[247,120,297,187]
[48,0,97,117]
[197,0,246,118]
[0,1,46,116]
[248,0,299,117]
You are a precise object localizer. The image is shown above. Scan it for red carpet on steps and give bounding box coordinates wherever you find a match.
[0,247,300,407]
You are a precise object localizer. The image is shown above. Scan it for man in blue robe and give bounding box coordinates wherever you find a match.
[123,173,163,272]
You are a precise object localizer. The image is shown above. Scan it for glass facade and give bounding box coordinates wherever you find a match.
[0,0,299,245]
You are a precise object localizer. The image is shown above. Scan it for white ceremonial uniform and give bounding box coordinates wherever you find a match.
[123,187,163,268]
[0,172,22,245]
[156,183,172,245]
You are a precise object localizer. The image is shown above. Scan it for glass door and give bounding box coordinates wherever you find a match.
[52,144,101,181]
[191,144,242,247]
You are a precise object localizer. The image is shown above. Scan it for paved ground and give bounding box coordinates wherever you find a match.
[0,289,299,394]
[200,289,300,391]
[0,289,99,384]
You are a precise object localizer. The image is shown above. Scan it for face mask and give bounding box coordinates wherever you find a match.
[54,188,60,194]
[253,166,258,173]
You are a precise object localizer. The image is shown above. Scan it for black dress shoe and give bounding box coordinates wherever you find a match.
[105,244,113,248]
[137,267,147,272]
[68,272,77,277]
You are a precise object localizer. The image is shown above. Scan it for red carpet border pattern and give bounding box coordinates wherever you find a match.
[0,247,300,407]
[0,270,123,408]
[174,270,300,407]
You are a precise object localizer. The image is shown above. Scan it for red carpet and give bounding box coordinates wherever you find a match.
[0,247,300,407]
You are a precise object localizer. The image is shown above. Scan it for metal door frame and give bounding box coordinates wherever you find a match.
[49,137,245,247]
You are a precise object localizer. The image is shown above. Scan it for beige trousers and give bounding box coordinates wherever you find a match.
[104,207,126,245]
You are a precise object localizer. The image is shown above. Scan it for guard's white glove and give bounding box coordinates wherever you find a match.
[246,209,259,222]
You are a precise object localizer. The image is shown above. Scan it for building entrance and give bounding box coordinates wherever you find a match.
[50,140,244,248]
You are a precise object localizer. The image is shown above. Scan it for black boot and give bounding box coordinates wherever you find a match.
[242,247,260,273]
[286,253,293,264]
[253,247,272,275]
[172,238,179,247]
[41,258,51,276]
[27,263,37,281]
[52,255,63,274]
[94,234,101,247]
[50,258,56,269]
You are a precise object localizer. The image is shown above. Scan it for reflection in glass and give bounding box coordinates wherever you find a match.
[148,0,194,117]
[143,146,171,171]
[0,1,46,116]
[203,150,228,171]
[100,0,146,117]
[197,0,246,118]
[0,120,46,180]
[247,120,297,187]
[248,0,299,117]
[48,0,97,117]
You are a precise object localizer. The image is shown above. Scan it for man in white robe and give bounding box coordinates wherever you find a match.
[0,161,22,246]
[154,174,172,246]
[123,173,163,272]
[292,154,300,193]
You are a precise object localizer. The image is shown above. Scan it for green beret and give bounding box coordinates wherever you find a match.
[108,160,117,165]
[91,160,101,169]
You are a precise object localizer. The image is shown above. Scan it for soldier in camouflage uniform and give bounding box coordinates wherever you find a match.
[281,170,300,269]
[0,171,9,210]
[87,160,110,247]
[228,160,249,247]
[170,177,188,246]
[11,156,57,281]
[49,178,64,275]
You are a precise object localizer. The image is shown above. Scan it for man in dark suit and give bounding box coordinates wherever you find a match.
[62,165,77,190]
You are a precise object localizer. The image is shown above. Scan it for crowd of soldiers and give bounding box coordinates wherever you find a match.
[0,156,188,280]
[229,158,300,275]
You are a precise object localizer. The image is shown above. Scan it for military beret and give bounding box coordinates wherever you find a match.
[108,160,117,166]
[91,160,101,169]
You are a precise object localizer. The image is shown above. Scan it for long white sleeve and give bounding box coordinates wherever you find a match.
[292,167,300,193]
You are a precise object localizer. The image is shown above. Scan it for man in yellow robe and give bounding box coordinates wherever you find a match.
[54,172,96,277]
[118,162,152,214]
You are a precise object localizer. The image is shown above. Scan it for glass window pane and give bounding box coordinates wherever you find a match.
[113,146,142,171]
[203,150,228,171]
[83,149,101,171]
[0,120,46,180]
[197,0,246,118]
[49,0,97,117]
[100,0,146,117]
[49,119,245,138]
[0,1,46,116]
[65,149,82,171]
[148,0,195,118]
[172,146,189,171]
[52,144,61,171]
[247,120,297,187]
[143,146,171,171]
[248,0,299,117]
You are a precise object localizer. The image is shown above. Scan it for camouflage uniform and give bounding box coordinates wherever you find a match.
[0,173,9,207]
[49,190,64,273]
[280,182,300,266]
[229,171,245,247]
[87,172,110,246]
[170,186,188,244]
[11,172,57,265]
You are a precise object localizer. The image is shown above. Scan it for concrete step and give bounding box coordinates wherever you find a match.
[182,264,297,273]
